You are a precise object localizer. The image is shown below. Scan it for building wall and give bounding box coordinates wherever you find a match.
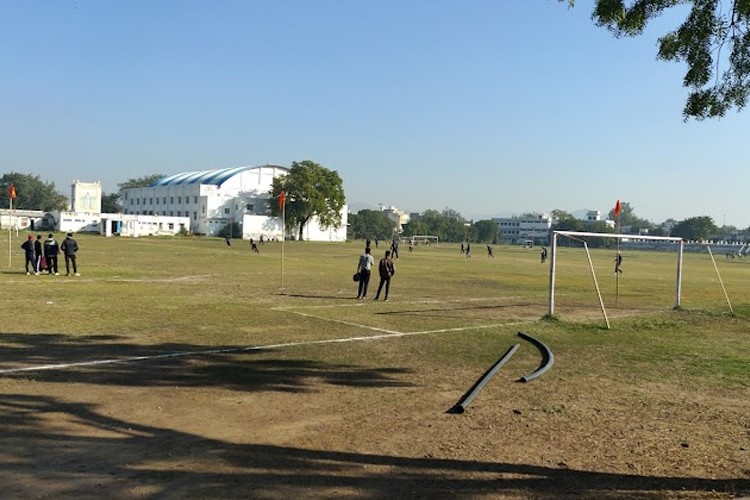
[492,213,552,245]
[122,165,347,241]
[122,165,286,236]
[71,181,102,213]
[242,209,348,243]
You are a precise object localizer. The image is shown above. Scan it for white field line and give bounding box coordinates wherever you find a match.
[273,296,524,310]
[0,315,531,376]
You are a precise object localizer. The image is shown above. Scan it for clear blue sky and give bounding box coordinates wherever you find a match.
[2,1,748,227]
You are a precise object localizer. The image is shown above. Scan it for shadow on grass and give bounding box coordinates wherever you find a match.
[0,393,746,498]
[373,302,542,316]
[281,293,355,300]
[0,332,413,392]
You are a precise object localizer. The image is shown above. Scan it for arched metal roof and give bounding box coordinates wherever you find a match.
[150,165,287,187]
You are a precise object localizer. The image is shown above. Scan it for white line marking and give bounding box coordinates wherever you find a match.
[0,319,531,375]
[289,311,401,334]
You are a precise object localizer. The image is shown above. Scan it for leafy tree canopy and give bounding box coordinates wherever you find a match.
[118,174,166,190]
[563,0,750,120]
[670,215,718,240]
[471,219,500,243]
[403,208,468,242]
[101,192,123,213]
[348,209,396,240]
[269,160,345,241]
[0,172,68,211]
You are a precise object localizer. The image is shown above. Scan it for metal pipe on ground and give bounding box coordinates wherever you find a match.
[447,343,520,414]
[517,331,554,382]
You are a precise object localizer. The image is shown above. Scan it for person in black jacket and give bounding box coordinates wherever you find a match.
[21,235,36,275]
[373,250,396,301]
[61,233,80,276]
[44,234,60,275]
[34,235,44,274]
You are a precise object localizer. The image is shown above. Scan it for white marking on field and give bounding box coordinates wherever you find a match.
[289,311,401,334]
[0,296,534,375]
[0,316,530,376]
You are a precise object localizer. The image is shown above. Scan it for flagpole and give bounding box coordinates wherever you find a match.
[8,195,12,268]
[280,193,285,290]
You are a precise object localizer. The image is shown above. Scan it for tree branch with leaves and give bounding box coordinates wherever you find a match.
[564,0,750,120]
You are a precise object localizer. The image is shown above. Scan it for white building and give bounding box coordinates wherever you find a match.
[122,165,347,241]
[71,181,102,213]
[381,205,410,233]
[492,213,552,245]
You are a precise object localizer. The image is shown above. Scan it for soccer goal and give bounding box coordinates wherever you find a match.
[547,231,685,328]
[403,235,439,245]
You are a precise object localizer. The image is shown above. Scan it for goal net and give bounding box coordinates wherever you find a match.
[548,231,685,328]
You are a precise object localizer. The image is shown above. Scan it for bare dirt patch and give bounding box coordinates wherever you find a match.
[1,334,747,499]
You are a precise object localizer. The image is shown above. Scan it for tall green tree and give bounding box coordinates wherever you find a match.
[101,192,123,213]
[471,219,499,243]
[348,209,396,240]
[670,216,718,240]
[0,172,68,211]
[269,160,345,241]
[563,0,750,120]
[404,208,468,242]
[118,174,166,190]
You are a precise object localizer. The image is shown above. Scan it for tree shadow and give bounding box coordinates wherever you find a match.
[0,393,746,498]
[0,332,413,392]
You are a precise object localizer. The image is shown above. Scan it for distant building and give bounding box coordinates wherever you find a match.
[584,210,601,222]
[492,213,552,245]
[71,181,102,214]
[122,164,347,241]
[381,205,410,233]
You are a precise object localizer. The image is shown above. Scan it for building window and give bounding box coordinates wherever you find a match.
[163,197,167,204]
[177,196,181,204]
[202,205,206,214]
[170,211,173,216]
[194,196,198,204]
[155,198,159,205]
[149,198,153,204]
[246,204,253,211]
[224,208,230,214]
[193,211,197,220]
[170,197,174,204]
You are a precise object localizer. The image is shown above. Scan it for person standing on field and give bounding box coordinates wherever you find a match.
[34,235,44,274]
[373,250,395,301]
[44,233,60,275]
[614,252,623,274]
[21,235,36,275]
[356,246,374,299]
[61,232,80,276]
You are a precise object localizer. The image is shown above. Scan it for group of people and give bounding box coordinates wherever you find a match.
[21,232,79,276]
[355,245,395,301]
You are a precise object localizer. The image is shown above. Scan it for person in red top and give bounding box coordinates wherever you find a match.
[373,250,396,301]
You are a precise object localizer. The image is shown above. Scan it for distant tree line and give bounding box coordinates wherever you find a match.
[1,171,743,243]
[351,201,743,245]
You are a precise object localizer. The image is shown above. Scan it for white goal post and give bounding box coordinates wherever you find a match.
[402,235,439,245]
[548,231,685,327]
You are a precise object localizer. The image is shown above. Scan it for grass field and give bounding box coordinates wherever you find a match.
[0,232,748,499]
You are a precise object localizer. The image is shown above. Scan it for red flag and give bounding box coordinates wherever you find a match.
[9,183,16,200]
[614,199,621,217]
[278,190,286,210]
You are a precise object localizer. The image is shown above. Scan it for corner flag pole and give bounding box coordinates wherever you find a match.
[280,191,286,289]
[8,183,16,268]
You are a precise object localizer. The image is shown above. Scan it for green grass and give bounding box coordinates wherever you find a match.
[1,232,749,389]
